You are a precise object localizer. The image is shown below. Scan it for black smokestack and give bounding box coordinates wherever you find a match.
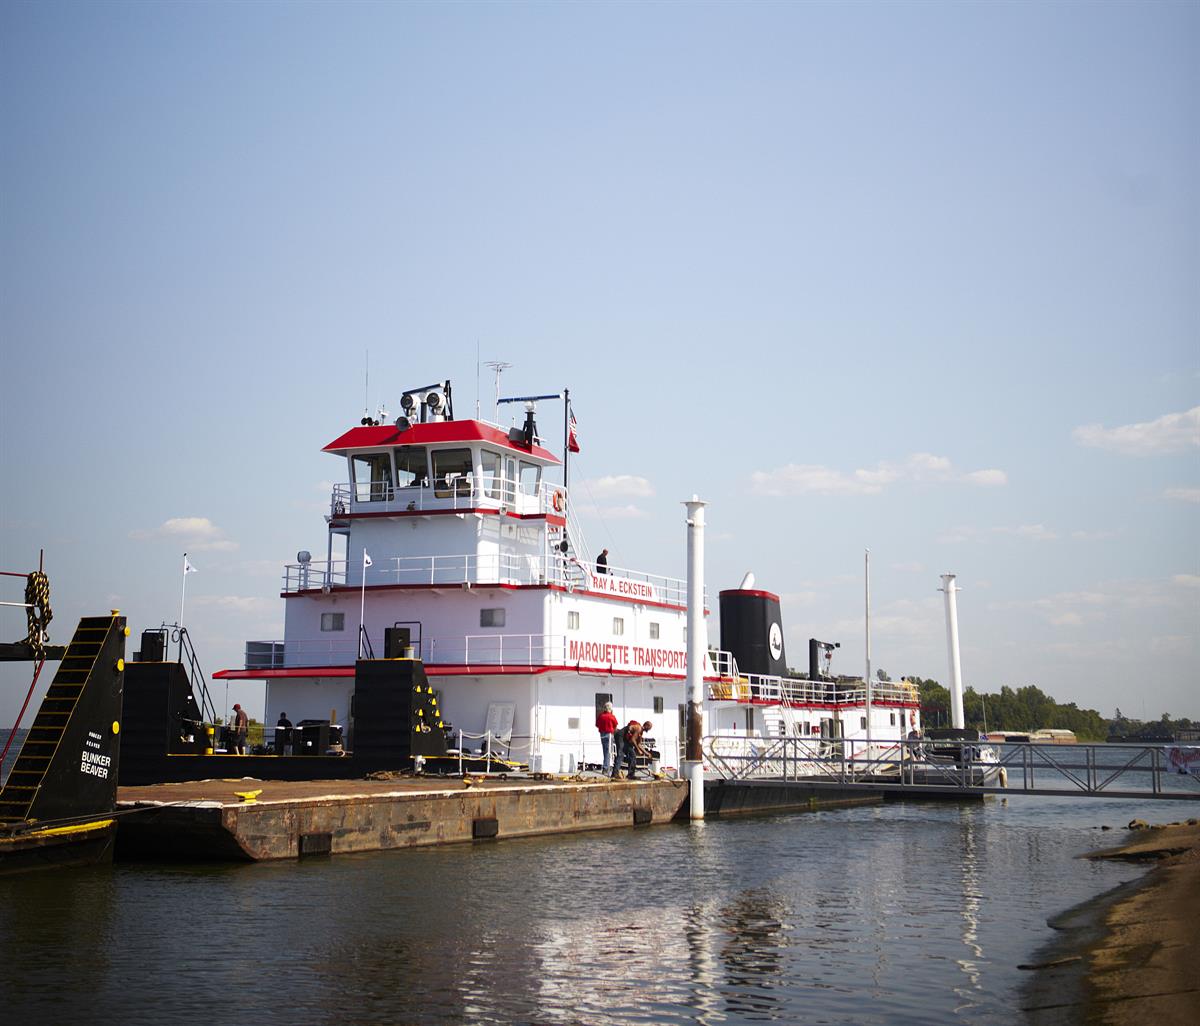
[719,585,787,677]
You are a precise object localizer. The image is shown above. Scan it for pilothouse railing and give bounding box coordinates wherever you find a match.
[281,552,697,606]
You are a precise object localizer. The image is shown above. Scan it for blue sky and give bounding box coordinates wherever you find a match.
[2,2,1196,724]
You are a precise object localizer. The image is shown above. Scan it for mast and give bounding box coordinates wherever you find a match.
[865,548,872,762]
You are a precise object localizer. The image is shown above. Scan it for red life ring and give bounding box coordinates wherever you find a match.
[552,490,565,513]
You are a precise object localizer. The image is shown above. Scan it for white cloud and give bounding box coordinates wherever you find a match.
[130,516,238,552]
[941,524,1058,543]
[1070,530,1118,541]
[583,475,654,499]
[1172,574,1200,589]
[963,469,1008,487]
[1164,487,1200,504]
[751,453,1008,497]
[998,524,1059,542]
[891,561,925,573]
[597,504,649,520]
[1072,406,1200,455]
[1049,612,1084,626]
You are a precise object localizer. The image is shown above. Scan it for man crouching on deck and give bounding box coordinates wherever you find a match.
[611,720,652,780]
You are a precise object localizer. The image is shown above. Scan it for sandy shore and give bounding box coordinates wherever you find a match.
[1021,817,1200,1024]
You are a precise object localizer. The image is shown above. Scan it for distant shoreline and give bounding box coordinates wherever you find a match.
[1020,817,1200,1024]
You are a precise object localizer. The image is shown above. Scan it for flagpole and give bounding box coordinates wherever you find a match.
[180,552,189,629]
[562,388,570,492]
[359,549,368,659]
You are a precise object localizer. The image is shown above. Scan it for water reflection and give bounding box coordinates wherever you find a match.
[717,888,790,1020]
[953,807,985,1012]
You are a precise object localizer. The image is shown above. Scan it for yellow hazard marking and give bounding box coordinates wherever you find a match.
[4,819,116,841]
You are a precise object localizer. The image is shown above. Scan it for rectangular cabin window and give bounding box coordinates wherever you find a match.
[612,617,624,636]
[890,712,896,726]
[480,449,502,499]
[394,447,429,488]
[321,612,345,632]
[432,448,474,498]
[653,696,664,715]
[351,452,393,502]
[519,461,541,496]
[480,608,506,628]
[860,716,867,730]
[567,610,580,630]
[595,693,613,714]
[649,622,660,640]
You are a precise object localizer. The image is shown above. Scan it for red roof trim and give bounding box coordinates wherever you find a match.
[323,420,560,464]
[718,588,781,603]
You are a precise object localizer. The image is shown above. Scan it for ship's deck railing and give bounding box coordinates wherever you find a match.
[330,478,561,519]
[707,672,920,707]
[281,552,694,606]
[244,631,716,671]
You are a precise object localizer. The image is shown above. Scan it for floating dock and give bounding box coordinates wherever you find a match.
[116,775,690,861]
[115,774,887,861]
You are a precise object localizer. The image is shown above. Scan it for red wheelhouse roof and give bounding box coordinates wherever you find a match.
[323,420,561,464]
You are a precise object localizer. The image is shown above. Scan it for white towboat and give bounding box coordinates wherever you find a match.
[212,379,920,773]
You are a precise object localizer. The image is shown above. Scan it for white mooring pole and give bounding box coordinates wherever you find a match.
[684,496,708,820]
[940,573,965,729]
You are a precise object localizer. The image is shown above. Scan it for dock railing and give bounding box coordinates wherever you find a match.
[703,737,1200,800]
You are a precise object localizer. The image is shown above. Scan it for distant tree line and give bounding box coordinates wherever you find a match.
[907,679,1112,741]
[1107,709,1196,742]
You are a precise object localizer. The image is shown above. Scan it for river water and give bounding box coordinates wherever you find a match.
[2,737,1198,1024]
[1,791,1197,1023]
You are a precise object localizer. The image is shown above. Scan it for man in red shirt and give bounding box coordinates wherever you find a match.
[596,701,619,774]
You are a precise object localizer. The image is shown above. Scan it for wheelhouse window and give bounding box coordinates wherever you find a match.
[519,461,541,496]
[432,448,474,498]
[394,447,429,488]
[321,612,345,632]
[351,452,393,502]
[480,449,503,499]
[480,608,506,627]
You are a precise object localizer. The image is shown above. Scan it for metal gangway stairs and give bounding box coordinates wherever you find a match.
[703,736,1200,802]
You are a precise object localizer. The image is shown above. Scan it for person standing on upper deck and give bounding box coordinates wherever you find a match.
[595,549,609,574]
[232,703,249,755]
[596,701,618,774]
